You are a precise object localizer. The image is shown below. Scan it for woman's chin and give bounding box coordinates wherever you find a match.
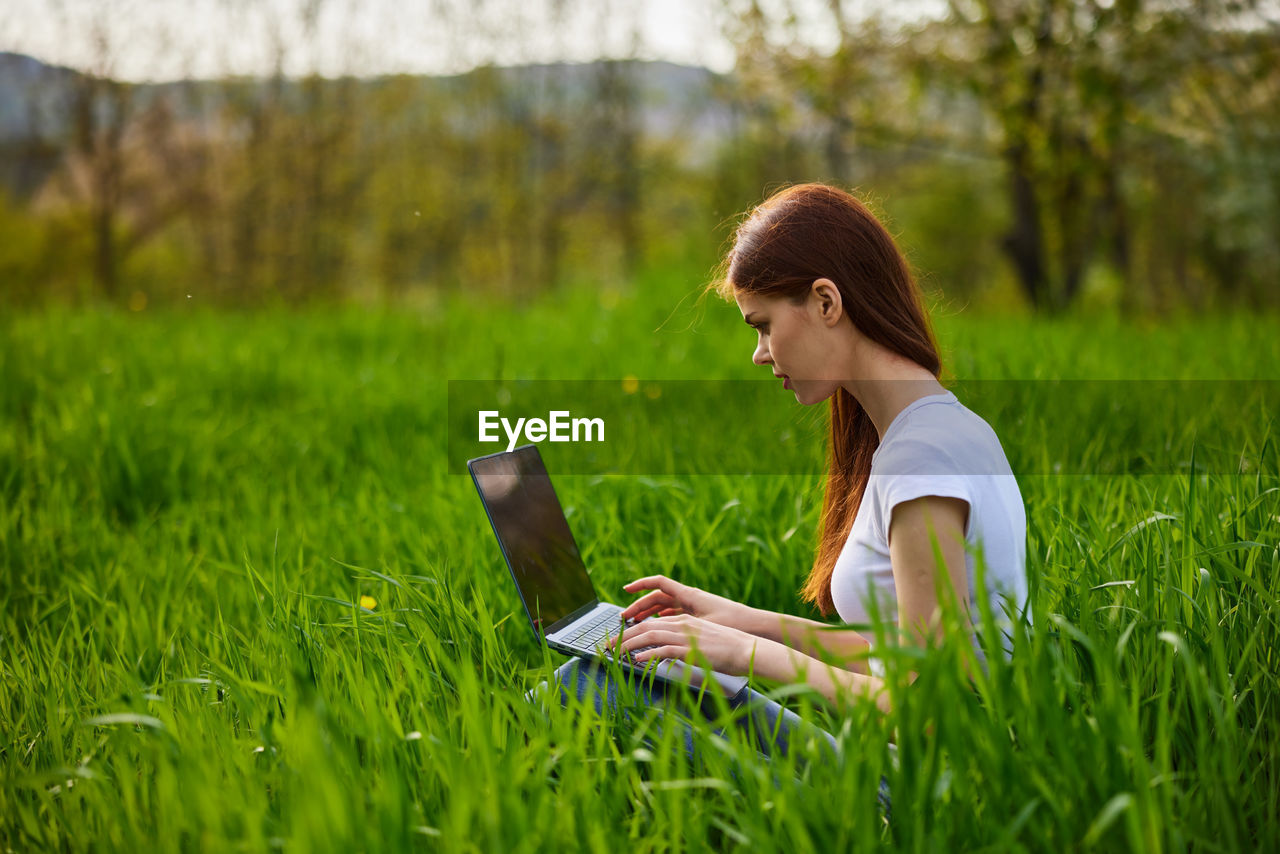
[795,385,838,406]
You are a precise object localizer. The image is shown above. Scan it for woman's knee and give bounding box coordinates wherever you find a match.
[548,656,651,716]
[731,688,841,762]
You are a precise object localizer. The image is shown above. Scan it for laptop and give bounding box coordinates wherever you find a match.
[468,444,749,698]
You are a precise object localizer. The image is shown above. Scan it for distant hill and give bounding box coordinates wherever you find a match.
[0,51,735,200]
[0,53,84,197]
[0,52,83,140]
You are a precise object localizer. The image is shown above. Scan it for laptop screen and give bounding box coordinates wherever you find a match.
[469,445,597,635]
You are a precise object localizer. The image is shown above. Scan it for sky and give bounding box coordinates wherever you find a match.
[0,0,943,82]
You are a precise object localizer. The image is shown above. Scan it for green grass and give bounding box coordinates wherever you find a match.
[2,287,1278,851]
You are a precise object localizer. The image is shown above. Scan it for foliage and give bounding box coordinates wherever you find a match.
[3,0,1278,313]
[717,0,1280,313]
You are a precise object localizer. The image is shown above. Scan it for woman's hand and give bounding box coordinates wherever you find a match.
[610,614,760,675]
[619,574,751,630]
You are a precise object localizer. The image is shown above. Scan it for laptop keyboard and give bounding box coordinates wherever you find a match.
[564,610,659,659]
[565,609,627,648]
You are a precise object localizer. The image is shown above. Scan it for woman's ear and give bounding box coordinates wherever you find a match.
[812,278,843,326]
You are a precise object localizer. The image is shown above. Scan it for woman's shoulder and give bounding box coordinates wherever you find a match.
[874,396,1012,477]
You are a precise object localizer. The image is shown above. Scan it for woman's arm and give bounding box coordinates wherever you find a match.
[737,492,971,673]
[741,637,891,714]
[736,607,875,676]
[618,574,876,674]
[888,494,971,648]
[740,494,972,715]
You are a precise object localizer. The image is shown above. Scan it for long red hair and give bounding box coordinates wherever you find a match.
[711,184,942,616]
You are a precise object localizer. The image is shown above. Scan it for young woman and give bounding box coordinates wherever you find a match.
[534,182,1028,779]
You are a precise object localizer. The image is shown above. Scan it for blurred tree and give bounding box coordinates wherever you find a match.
[64,19,131,299]
[198,0,367,302]
[588,58,644,277]
[713,0,1009,300]
[927,0,1279,312]
[36,1,205,302]
[1172,21,1280,309]
[363,74,468,295]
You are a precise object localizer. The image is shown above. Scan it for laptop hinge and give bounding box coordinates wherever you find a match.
[545,600,601,637]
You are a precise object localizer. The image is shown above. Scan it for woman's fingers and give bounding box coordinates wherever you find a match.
[624,604,685,623]
[621,629,690,661]
[622,628,686,648]
[633,645,684,663]
[623,575,681,595]
[622,604,663,622]
[619,589,674,620]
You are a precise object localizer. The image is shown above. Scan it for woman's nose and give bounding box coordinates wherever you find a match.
[752,342,770,365]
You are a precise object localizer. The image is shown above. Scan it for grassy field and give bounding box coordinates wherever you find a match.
[2,286,1279,851]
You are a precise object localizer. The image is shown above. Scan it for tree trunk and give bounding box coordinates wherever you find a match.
[1056,135,1092,312]
[1000,4,1051,311]
[1002,141,1048,310]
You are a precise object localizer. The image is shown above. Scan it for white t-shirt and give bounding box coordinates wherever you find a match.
[829,390,1028,663]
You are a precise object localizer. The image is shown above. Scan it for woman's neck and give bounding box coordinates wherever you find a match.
[839,339,946,442]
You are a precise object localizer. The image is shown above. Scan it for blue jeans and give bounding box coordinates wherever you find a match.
[527,655,891,816]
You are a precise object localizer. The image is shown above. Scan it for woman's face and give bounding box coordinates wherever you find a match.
[734,284,846,406]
